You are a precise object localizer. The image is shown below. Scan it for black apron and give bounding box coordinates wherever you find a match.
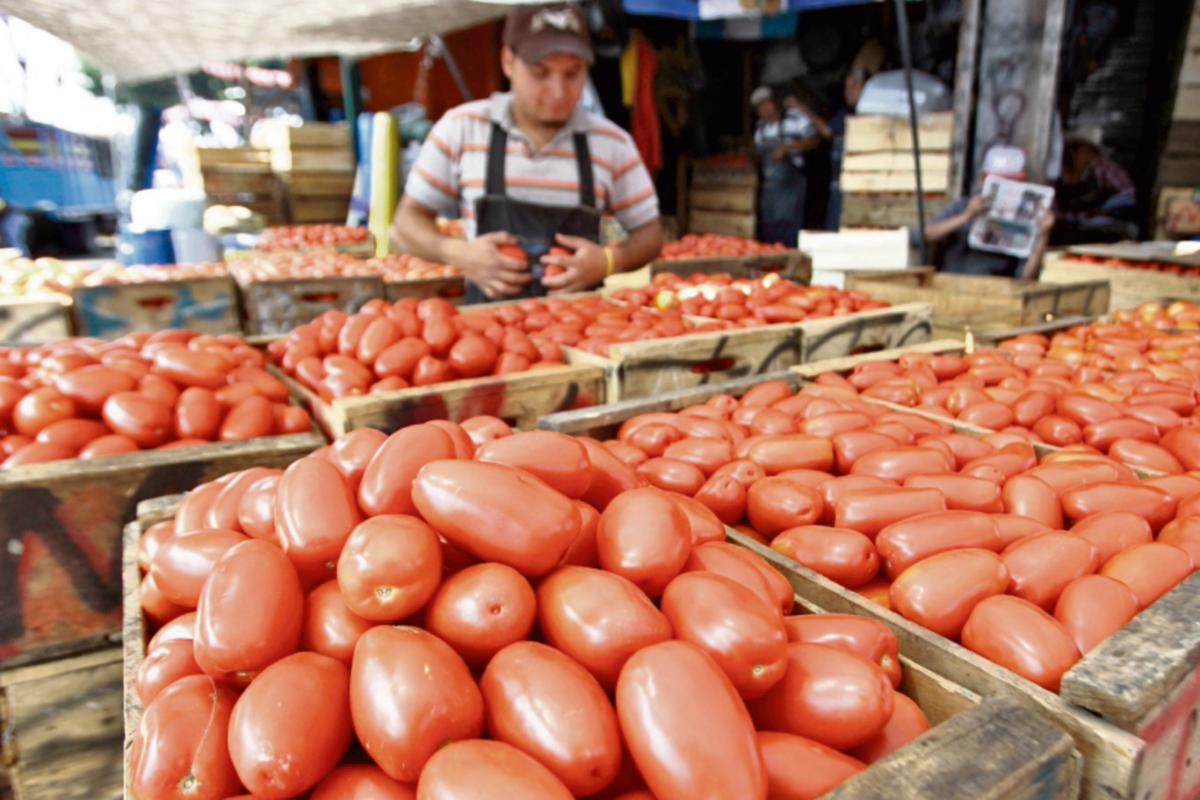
[466,123,603,304]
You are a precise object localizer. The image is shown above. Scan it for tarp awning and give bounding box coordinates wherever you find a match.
[0,0,509,83]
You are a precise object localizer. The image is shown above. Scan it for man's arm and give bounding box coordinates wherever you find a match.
[1016,209,1056,280]
[923,196,985,244]
[541,218,664,295]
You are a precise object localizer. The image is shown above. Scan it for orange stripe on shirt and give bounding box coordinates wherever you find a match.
[428,134,456,160]
[613,156,642,178]
[612,185,655,211]
[590,125,630,142]
[413,164,455,197]
[460,175,608,196]
[447,110,491,122]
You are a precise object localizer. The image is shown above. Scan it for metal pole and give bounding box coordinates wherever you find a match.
[429,35,474,103]
[893,0,928,264]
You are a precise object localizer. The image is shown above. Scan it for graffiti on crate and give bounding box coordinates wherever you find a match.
[77,284,232,337]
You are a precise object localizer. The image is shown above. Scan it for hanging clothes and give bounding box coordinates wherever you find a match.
[620,33,662,177]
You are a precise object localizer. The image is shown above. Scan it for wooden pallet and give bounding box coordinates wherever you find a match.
[237,275,384,336]
[0,430,323,669]
[383,276,466,305]
[844,268,1111,340]
[69,276,242,339]
[275,362,607,439]
[0,296,72,344]
[1040,253,1200,312]
[539,365,1190,800]
[119,496,1078,800]
[1,647,124,800]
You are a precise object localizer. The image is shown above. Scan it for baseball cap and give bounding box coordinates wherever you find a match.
[980,145,1027,181]
[750,86,773,107]
[504,4,594,66]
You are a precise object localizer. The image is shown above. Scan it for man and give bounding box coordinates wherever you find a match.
[752,86,821,246]
[918,146,1055,279]
[1054,132,1136,242]
[393,4,663,302]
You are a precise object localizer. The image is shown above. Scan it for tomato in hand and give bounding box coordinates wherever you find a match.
[424,562,537,669]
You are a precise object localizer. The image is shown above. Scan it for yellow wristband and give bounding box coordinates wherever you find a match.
[604,246,616,277]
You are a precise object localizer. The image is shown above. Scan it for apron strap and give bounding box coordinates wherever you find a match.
[486,123,508,197]
[573,132,596,209]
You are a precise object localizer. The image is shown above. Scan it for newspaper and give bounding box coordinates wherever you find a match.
[968,176,1055,258]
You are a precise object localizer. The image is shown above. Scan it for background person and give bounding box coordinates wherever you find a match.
[752,86,820,246]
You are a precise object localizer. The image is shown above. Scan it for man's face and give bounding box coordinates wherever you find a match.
[503,48,587,126]
[755,100,779,123]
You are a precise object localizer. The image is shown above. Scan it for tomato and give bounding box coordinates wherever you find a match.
[782,613,901,687]
[877,511,1001,580]
[1001,532,1102,611]
[13,387,75,437]
[1060,481,1176,531]
[1067,510,1152,563]
[595,487,691,597]
[29,419,103,453]
[171,386,220,441]
[560,499,601,567]
[661,571,788,699]
[359,424,457,517]
[136,639,202,707]
[889,549,1010,640]
[276,457,362,587]
[1158,516,1200,564]
[137,520,176,573]
[746,435,834,474]
[617,640,767,800]
[375,338,432,381]
[636,457,704,495]
[175,480,224,533]
[150,528,249,608]
[480,641,621,795]
[537,566,672,691]
[238,474,281,542]
[605,439,650,469]
[350,626,483,782]
[925,433,995,469]
[748,642,893,751]
[744,477,823,539]
[578,437,646,510]
[301,580,374,667]
[1100,543,1195,608]
[475,430,592,498]
[193,539,304,686]
[903,473,1001,514]
[77,433,139,458]
[128,675,241,800]
[218,394,274,442]
[54,365,136,415]
[1053,574,1140,655]
[310,764,415,800]
[102,391,171,447]
[228,652,352,797]
[771,525,879,589]
[961,595,1081,691]
[414,459,581,577]
[424,562,536,669]
[693,473,747,524]
[662,437,736,477]
[835,488,946,540]
[140,571,188,626]
[356,316,401,367]
[337,515,441,621]
[1026,460,1128,495]
[758,730,865,798]
[153,347,227,389]
[0,440,74,468]
[623,422,685,457]
[206,467,279,532]
[1143,474,1200,505]
[1161,427,1200,471]
[448,333,499,378]
[416,739,572,800]
[850,692,931,764]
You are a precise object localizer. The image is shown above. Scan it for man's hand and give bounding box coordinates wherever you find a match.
[448,231,531,299]
[965,195,988,218]
[771,144,788,162]
[540,234,608,295]
[1035,209,1056,239]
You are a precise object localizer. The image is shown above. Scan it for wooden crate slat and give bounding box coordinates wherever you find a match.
[689,186,755,213]
[845,112,954,154]
[289,196,351,224]
[271,148,356,174]
[1041,253,1200,311]
[280,172,356,197]
[0,297,72,344]
[797,302,934,363]
[383,276,466,305]
[840,170,951,194]
[687,210,757,239]
[69,277,242,339]
[238,275,384,336]
[842,152,953,174]
[840,193,951,229]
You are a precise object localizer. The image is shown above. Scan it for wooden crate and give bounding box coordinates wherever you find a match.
[271,148,355,174]
[840,193,951,229]
[537,368,1191,800]
[237,275,384,336]
[119,496,1079,800]
[845,112,955,154]
[0,296,72,344]
[199,166,277,198]
[558,303,931,402]
[1156,187,1200,239]
[840,170,950,194]
[194,147,270,169]
[289,196,351,224]
[689,185,755,214]
[688,210,757,239]
[384,276,466,305]
[0,431,322,669]
[256,121,352,151]
[69,276,242,339]
[845,269,1111,339]
[275,363,608,439]
[842,152,952,174]
[1040,252,1200,312]
[606,250,811,289]
[280,172,356,197]
[1,647,123,800]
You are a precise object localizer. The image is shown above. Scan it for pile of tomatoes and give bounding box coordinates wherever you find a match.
[268,297,566,400]
[0,331,312,470]
[256,225,370,251]
[80,262,231,286]
[611,273,889,326]
[659,234,787,260]
[362,254,461,281]
[603,378,1198,692]
[1071,254,1200,278]
[0,255,230,297]
[232,252,460,284]
[1112,300,1200,330]
[132,417,932,799]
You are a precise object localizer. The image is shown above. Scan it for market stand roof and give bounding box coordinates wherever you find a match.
[0,0,510,82]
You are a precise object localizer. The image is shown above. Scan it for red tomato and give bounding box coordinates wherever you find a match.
[424,562,536,669]
[175,480,224,533]
[13,387,75,437]
[310,765,415,800]
[596,487,691,597]
[300,580,374,667]
[414,459,581,577]
[153,347,228,389]
[889,549,1010,640]
[662,437,736,477]
[375,337,432,381]
[961,595,1081,691]
[1,440,75,469]
[560,499,601,567]
[481,641,621,796]
[102,391,171,447]
[850,692,931,764]
[877,511,1001,579]
[136,639,202,707]
[1068,510,1152,562]
[851,446,951,484]
[904,473,1002,514]
[663,493,726,547]
[834,488,946,540]
[359,424,457,516]
[30,418,105,452]
[694,472,747,524]
[137,520,176,573]
[782,613,901,688]
[219,394,274,442]
[661,571,788,699]
[1060,481,1176,531]
[1001,533,1102,611]
[77,433,139,459]
[745,477,823,539]
[578,437,647,510]
[1100,543,1195,608]
[238,474,281,542]
[748,642,893,751]
[193,539,304,686]
[128,675,241,800]
[637,457,705,495]
[228,652,352,797]
[758,730,865,798]
[448,334,499,378]
[350,626,483,782]
[206,467,279,532]
[275,457,362,587]
[474,430,592,498]
[537,566,672,691]
[416,739,572,800]
[357,317,401,366]
[149,528,249,607]
[771,525,880,589]
[1053,574,1140,655]
[337,515,441,621]
[617,641,767,800]
[746,435,834,474]
[54,365,135,415]
[1158,516,1200,564]
[174,386,221,441]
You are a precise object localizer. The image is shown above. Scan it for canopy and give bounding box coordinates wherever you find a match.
[0,0,508,82]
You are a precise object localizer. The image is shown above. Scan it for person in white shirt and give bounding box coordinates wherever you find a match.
[751,86,821,246]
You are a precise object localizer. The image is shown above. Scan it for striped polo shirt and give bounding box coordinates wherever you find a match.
[404,93,660,239]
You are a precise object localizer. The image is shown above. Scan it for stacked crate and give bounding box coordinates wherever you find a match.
[687,157,758,239]
[194,146,285,225]
[259,122,357,225]
[839,112,952,229]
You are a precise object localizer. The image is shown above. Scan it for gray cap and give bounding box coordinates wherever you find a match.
[750,86,774,107]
